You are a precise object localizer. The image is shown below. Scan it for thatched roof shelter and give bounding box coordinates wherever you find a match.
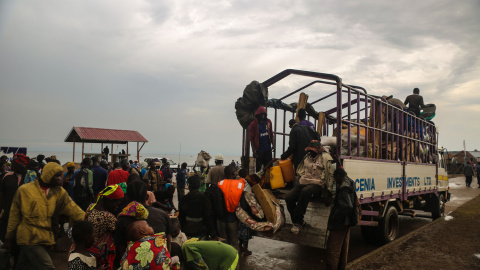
[452,151,476,164]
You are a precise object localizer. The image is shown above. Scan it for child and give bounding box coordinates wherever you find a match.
[171,218,187,247]
[69,221,108,270]
[237,169,253,256]
[120,220,179,269]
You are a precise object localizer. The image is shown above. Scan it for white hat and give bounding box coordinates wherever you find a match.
[215,154,224,161]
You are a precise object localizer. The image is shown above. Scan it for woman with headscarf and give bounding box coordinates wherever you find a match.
[63,162,76,191]
[24,160,39,184]
[75,184,124,269]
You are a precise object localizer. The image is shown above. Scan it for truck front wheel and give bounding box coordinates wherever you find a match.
[378,206,399,244]
[431,193,445,219]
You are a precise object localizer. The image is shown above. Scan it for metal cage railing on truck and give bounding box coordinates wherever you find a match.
[241,69,438,168]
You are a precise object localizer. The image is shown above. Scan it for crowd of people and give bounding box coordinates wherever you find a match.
[0,154,243,270]
[0,104,367,270]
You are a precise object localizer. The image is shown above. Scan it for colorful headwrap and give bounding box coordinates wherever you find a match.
[118,201,149,220]
[305,140,322,153]
[183,238,199,245]
[13,153,30,168]
[88,185,124,211]
[66,162,75,168]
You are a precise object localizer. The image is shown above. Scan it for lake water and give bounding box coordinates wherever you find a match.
[15,150,242,167]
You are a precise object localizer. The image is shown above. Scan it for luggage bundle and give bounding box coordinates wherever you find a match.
[421,104,436,120]
[235,184,285,234]
[195,150,212,167]
[235,81,269,128]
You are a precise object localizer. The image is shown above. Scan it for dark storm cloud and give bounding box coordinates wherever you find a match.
[1,0,479,153]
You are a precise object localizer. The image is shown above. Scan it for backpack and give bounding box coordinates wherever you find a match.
[73,168,92,200]
[205,183,226,218]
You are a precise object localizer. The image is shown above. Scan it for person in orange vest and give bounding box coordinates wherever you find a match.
[217,165,245,249]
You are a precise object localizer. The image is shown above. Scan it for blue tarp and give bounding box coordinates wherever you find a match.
[0,147,27,156]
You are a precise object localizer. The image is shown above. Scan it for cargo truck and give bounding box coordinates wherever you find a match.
[237,69,449,247]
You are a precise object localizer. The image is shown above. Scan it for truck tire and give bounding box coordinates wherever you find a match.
[431,193,445,219]
[378,206,399,244]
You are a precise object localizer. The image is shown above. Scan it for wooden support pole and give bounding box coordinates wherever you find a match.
[126,143,129,160]
[111,143,114,164]
[137,142,139,163]
[73,137,76,163]
[317,112,325,135]
[295,93,309,122]
[81,141,85,161]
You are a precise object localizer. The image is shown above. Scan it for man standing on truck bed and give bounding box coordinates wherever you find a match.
[281,119,319,172]
[249,106,275,172]
[404,88,425,116]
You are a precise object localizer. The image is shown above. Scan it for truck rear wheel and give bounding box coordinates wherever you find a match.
[431,193,445,219]
[378,206,399,244]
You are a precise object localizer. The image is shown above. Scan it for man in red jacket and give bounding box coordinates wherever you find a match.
[249,106,275,172]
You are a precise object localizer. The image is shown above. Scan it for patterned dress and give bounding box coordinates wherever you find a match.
[68,253,96,270]
[120,233,179,270]
[69,204,117,268]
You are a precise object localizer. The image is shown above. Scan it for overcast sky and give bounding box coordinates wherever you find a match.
[1,0,479,158]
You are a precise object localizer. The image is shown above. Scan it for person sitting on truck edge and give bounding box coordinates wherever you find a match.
[326,168,355,270]
[297,108,314,128]
[286,140,334,234]
[249,106,275,172]
[404,88,425,116]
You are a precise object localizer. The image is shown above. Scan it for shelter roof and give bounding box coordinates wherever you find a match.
[470,151,480,160]
[64,127,148,144]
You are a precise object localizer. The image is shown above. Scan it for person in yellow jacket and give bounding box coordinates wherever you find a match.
[3,162,85,269]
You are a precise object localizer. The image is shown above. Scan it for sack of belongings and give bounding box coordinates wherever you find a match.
[236,189,285,233]
[421,104,436,120]
[235,81,269,128]
[382,95,407,109]
[195,150,212,167]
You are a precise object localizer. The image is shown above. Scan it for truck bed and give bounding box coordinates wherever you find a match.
[257,189,331,249]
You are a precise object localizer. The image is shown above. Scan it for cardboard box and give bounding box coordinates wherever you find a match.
[252,184,277,224]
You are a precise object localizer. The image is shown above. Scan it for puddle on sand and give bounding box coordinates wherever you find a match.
[474,254,480,260]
